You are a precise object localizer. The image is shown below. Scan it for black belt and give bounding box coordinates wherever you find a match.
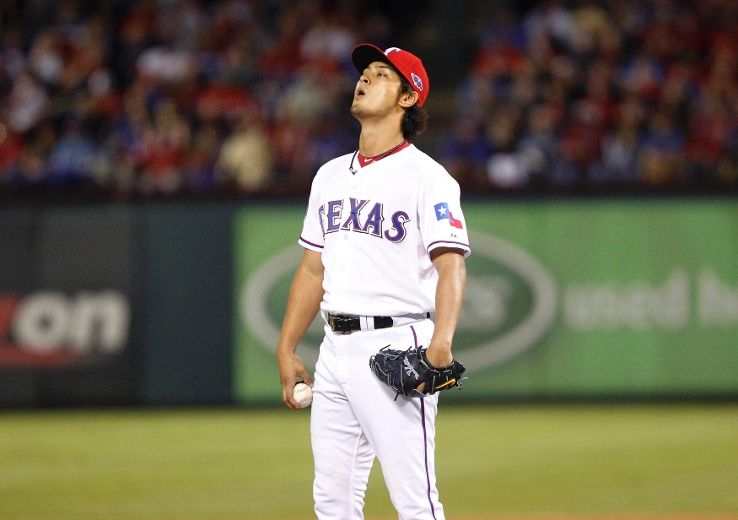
[327,312,430,334]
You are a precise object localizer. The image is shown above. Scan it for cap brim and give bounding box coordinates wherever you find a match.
[352,43,400,78]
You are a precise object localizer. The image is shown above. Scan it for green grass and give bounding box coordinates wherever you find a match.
[0,405,736,519]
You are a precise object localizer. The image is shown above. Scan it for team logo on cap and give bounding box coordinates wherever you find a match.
[411,72,424,91]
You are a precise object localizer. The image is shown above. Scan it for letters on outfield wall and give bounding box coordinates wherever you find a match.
[0,209,136,406]
[234,200,738,402]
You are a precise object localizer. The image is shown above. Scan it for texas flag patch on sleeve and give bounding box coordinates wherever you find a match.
[434,202,464,229]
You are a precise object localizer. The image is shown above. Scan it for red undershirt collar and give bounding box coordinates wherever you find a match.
[357,140,410,167]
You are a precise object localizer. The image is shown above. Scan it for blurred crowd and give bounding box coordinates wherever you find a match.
[0,0,393,197]
[441,0,738,192]
[1,0,737,198]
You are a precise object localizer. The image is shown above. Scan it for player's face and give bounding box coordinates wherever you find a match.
[351,61,403,119]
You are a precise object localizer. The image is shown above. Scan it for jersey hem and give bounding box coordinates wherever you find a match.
[427,240,471,257]
[298,236,324,251]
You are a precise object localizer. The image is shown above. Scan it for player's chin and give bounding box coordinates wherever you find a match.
[350,102,363,116]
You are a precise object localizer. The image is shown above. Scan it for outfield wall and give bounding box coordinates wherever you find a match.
[0,203,233,406]
[1,199,736,406]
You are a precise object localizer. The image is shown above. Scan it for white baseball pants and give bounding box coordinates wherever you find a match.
[310,318,445,520]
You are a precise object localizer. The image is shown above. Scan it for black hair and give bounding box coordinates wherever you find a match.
[399,78,428,142]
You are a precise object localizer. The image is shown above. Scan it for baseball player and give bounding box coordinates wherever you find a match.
[276,43,470,520]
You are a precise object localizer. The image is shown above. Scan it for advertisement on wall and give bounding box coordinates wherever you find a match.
[234,200,738,403]
[0,208,136,406]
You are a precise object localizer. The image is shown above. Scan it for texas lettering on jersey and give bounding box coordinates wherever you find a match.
[319,197,410,243]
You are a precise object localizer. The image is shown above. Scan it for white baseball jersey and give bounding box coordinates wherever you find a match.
[298,144,471,317]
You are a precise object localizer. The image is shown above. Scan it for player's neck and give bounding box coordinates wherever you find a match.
[358,120,405,157]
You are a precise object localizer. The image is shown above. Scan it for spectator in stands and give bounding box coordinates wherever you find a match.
[217,107,272,193]
[590,98,643,186]
[438,118,491,190]
[0,124,22,181]
[5,72,47,135]
[46,117,97,185]
[136,98,190,195]
[485,105,527,189]
[639,107,685,186]
[517,104,559,188]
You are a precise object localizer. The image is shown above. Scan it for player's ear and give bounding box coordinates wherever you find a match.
[398,90,418,109]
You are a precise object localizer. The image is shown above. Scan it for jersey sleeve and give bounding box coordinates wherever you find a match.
[298,175,324,252]
[418,169,471,257]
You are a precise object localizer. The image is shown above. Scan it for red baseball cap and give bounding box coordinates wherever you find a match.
[351,43,430,107]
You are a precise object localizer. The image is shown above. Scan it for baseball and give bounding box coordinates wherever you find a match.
[293,382,313,408]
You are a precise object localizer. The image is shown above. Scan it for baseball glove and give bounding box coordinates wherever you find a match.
[369,346,466,399]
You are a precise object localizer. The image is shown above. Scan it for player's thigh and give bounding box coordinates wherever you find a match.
[311,358,375,516]
[311,338,374,477]
[344,321,439,466]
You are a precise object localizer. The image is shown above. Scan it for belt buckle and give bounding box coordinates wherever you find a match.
[329,314,354,335]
